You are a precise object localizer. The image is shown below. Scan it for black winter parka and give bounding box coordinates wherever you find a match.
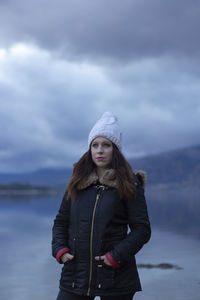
[52,169,151,297]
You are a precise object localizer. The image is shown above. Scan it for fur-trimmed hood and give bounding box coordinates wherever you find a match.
[135,170,147,188]
[77,169,118,190]
[77,169,146,190]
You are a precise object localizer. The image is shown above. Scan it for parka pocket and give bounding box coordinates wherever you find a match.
[64,259,73,266]
[63,259,74,273]
[60,259,76,288]
[96,262,115,290]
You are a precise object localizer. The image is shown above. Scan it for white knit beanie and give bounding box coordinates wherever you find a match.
[88,112,122,150]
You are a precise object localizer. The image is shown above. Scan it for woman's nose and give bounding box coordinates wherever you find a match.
[97,146,103,153]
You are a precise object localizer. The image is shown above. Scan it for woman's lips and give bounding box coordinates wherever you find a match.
[96,157,104,161]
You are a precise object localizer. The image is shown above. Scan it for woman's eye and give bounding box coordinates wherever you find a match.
[92,142,111,148]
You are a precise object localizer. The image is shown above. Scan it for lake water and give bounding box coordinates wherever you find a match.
[0,194,200,300]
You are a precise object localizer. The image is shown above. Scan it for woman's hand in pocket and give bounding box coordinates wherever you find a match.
[95,255,112,266]
[61,253,74,263]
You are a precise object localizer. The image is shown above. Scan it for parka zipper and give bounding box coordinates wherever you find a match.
[87,186,104,296]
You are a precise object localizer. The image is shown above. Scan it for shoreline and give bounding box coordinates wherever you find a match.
[0,188,61,196]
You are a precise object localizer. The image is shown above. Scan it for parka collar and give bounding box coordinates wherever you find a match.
[77,169,118,190]
[77,169,146,190]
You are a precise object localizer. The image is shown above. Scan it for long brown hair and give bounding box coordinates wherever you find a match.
[67,144,136,200]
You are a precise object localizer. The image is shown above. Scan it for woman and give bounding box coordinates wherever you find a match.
[52,112,151,300]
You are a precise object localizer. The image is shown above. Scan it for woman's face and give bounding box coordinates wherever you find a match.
[91,136,113,170]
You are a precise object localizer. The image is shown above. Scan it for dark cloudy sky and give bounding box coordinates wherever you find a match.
[0,0,200,173]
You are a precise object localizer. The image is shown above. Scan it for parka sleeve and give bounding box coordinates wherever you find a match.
[109,177,151,264]
[52,191,71,263]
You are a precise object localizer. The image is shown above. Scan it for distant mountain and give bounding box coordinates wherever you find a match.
[130,144,200,185]
[0,144,199,188]
[0,168,72,189]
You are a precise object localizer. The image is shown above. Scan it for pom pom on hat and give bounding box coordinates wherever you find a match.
[88,112,122,150]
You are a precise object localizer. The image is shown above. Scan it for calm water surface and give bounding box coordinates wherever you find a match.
[0,195,199,300]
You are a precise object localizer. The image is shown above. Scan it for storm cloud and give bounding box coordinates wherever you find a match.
[0,0,200,172]
[0,0,200,62]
